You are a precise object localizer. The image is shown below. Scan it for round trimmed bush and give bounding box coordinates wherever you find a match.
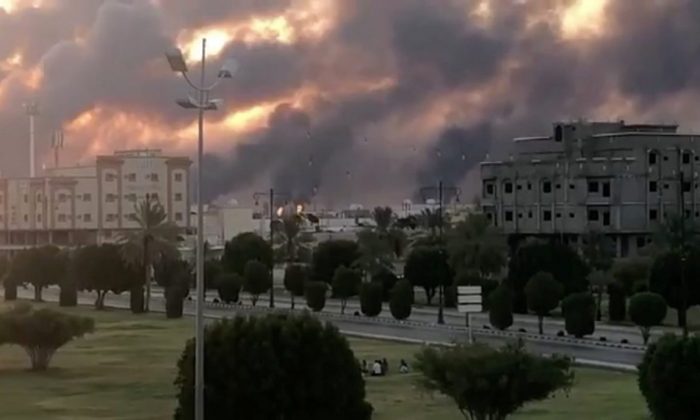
[629,292,667,345]
[217,272,243,304]
[561,292,595,338]
[360,282,383,317]
[389,280,413,320]
[488,285,513,331]
[304,281,327,312]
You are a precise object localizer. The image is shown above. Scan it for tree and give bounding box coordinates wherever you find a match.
[332,266,361,314]
[243,260,271,306]
[310,239,361,284]
[174,313,372,420]
[447,214,507,278]
[304,281,327,312]
[525,272,563,335]
[639,334,700,419]
[154,257,192,319]
[203,259,223,290]
[629,292,667,344]
[581,230,615,272]
[283,264,307,309]
[273,213,313,263]
[649,248,700,328]
[507,241,588,313]
[217,272,243,304]
[489,285,513,330]
[356,229,393,279]
[0,304,94,371]
[587,270,613,321]
[415,342,573,420]
[607,282,627,322]
[561,292,595,338]
[58,274,78,307]
[612,257,651,296]
[6,246,66,302]
[404,246,452,305]
[119,196,181,313]
[360,282,383,317]
[389,279,414,320]
[222,232,273,275]
[73,244,137,310]
[371,267,398,302]
[372,206,394,232]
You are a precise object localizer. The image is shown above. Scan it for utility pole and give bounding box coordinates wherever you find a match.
[52,129,64,169]
[254,188,289,308]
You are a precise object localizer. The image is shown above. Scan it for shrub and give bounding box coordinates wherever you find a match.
[488,285,513,331]
[639,334,700,419]
[222,232,273,275]
[165,286,187,319]
[561,292,595,338]
[243,260,271,306]
[360,282,383,317]
[415,342,573,420]
[310,239,361,284]
[0,305,94,371]
[59,277,78,307]
[371,268,398,302]
[607,282,627,322]
[389,280,413,320]
[174,314,373,419]
[525,272,563,335]
[629,292,667,345]
[3,279,17,301]
[332,266,361,314]
[304,281,327,312]
[283,264,307,309]
[217,272,243,304]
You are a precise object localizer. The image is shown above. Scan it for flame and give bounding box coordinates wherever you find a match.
[296,204,303,214]
[181,28,233,62]
[276,206,284,217]
[223,103,275,131]
[561,0,609,39]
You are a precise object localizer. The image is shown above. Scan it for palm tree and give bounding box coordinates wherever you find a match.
[446,214,506,279]
[119,195,181,312]
[372,206,393,233]
[273,213,312,264]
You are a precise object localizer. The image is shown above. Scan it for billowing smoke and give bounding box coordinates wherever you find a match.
[3,1,700,205]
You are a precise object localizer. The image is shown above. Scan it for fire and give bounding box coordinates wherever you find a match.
[249,16,295,44]
[181,28,233,61]
[223,103,276,131]
[561,0,609,39]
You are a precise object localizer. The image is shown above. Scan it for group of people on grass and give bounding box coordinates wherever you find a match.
[361,358,410,376]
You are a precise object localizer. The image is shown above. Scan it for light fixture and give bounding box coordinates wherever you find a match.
[165,48,188,73]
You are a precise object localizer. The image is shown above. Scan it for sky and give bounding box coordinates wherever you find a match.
[1,0,700,206]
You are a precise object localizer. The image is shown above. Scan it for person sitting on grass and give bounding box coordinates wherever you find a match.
[399,359,409,374]
[371,360,383,377]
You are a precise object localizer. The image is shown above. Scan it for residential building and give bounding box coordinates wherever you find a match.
[480,120,698,256]
[0,149,191,253]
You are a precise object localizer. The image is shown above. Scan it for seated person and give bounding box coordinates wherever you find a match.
[399,359,409,374]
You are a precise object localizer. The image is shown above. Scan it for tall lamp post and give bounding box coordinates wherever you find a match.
[254,188,290,308]
[166,39,237,420]
[420,180,461,325]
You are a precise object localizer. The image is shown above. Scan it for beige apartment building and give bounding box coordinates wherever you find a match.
[481,121,700,257]
[0,149,191,252]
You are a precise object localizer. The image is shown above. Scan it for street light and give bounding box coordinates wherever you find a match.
[420,180,461,325]
[166,39,236,420]
[253,189,290,308]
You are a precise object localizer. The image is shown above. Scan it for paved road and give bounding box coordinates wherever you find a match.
[22,287,645,368]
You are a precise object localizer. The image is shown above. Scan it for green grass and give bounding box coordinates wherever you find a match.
[0,303,648,419]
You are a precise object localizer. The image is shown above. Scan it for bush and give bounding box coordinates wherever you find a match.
[222,232,273,275]
[525,272,563,335]
[165,286,186,319]
[607,282,627,322]
[4,280,17,301]
[629,292,667,345]
[332,266,361,314]
[371,268,398,302]
[360,282,383,317]
[488,286,513,331]
[283,264,308,309]
[389,280,413,320]
[304,281,327,312]
[561,293,595,338]
[639,334,700,419]
[174,313,373,419]
[0,305,94,370]
[59,277,78,307]
[404,246,451,305]
[310,239,361,284]
[243,260,271,306]
[415,342,573,419]
[217,272,243,304]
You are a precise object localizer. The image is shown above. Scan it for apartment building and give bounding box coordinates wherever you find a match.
[480,121,699,257]
[0,149,191,251]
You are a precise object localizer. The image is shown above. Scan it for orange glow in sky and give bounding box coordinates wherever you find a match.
[561,0,609,39]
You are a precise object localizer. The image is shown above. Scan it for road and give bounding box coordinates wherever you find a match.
[21,286,645,369]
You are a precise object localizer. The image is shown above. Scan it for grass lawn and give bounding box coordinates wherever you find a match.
[0,303,648,419]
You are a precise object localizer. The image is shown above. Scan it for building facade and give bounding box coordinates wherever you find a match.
[0,149,191,252]
[480,121,700,257]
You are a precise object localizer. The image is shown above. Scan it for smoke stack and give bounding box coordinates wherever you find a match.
[24,101,39,178]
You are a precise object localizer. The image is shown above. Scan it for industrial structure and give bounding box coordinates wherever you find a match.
[480,120,698,256]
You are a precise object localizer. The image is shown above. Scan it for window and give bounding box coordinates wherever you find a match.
[126,194,137,202]
[83,193,92,202]
[175,193,183,202]
[58,193,67,202]
[174,173,183,182]
[588,209,599,221]
[504,182,513,194]
[518,213,523,219]
[649,181,657,192]
[663,155,669,161]
[485,184,494,195]
[556,184,561,189]
[686,210,692,219]
[36,193,41,202]
[602,182,610,198]
[683,182,692,192]
[23,194,27,203]
[151,193,160,201]
[649,209,658,221]
[588,181,599,193]
[603,211,610,226]
[569,183,575,190]
[648,152,657,165]
[517,184,522,190]
[175,212,183,221]
[542,181,552,193]
[664,183,669,190]
[527,183,532,191]
[105,173,116,182]
[36,214,41,222]
[106,214,116,222]
[106,194,116,203]
[636,236,646,249]
[149,173,159,182]
[505,211,513,221]
[683,152,691,164]
[569,212,575,218]
[126,213,137,221]
[23,214,28,222]
[528,211,533,218]
[84,214,92,222]
[556,212,562,218]
[543,210,552,221]
[126,173,136,182]
[57,214,66,222]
